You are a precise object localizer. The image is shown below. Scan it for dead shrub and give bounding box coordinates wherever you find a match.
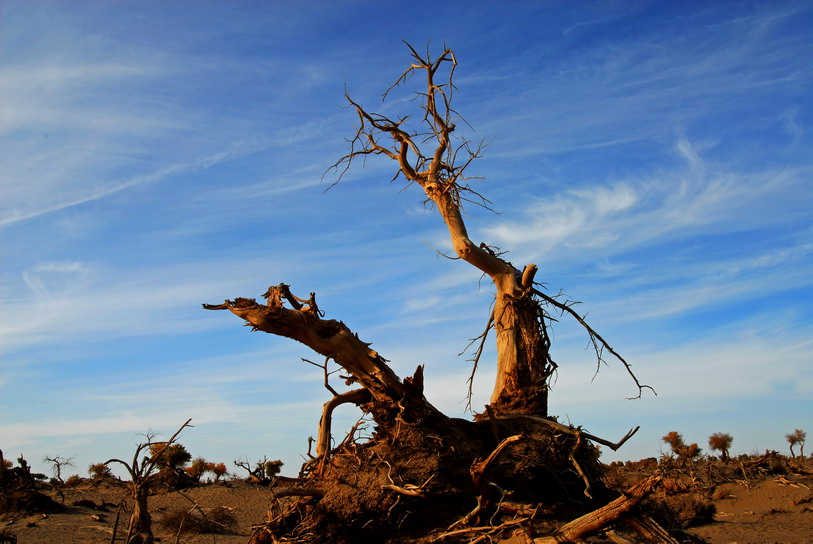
[646,492,716,529]
[159,505,237,534]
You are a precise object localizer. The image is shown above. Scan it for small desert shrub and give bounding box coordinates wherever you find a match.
[646,492,716,529]
[786,429,807,458]
[185,457,208,482]
[159,506,237,534]
[150,443,192,469]
[1,489,62,515]
[667,494,716,527]
[662,431,702,464]
[708,432,733,462]
[711,487,732,500]
[0,455,62,515]
[233,456,283,482]
[64,474,83,487]
[209,462,228,481]
[262,459,283,479]
[88,463,112,480]
[636,457,658,469]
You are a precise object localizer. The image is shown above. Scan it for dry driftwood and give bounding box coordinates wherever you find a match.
[534,476,673,544]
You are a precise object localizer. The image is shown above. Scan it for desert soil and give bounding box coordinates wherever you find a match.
[2,475,812,543]
[2,480,271,544]
[688,476,813,544]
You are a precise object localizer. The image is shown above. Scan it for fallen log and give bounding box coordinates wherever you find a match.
[534,475,667,544]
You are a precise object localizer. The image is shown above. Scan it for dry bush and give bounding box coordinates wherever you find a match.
[662,431,685,454]
[0,452,62,515]
[158,505,237,534]
[150,442,192,469]
[88,462,112,480]
[648,492,717,528]
[185,457,208,482]
[786,428,807,458]
[661,431,702,465]
[64,474,83,487]
[233,456,283,483]
[209,462,228,481]
[708,432,733,462]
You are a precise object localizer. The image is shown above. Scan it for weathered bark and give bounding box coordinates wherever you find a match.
[432,185,553,414]
[625,515,681,544]
[126,486,152,544]
[534,476,662,544]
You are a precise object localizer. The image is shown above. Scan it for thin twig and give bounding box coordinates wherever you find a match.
[532,287,656,399]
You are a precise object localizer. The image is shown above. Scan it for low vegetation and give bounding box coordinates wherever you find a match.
[786,428,807,458]
[707,433,733,462]
[1,428,810,544]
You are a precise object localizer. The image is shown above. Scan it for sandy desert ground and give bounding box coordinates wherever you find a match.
[2,468,812,543]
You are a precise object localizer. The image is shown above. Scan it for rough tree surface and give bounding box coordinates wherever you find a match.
[204,45,692,544]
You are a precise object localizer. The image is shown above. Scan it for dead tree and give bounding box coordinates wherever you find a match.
[105,419,192,544]
[43,454,75,485]
[204,46,672,544]
[328,44,651,416]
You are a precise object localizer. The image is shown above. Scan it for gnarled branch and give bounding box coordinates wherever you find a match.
[204,286,443,424]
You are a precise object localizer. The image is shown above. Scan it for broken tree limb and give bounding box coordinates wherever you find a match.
[270,488,325,499]
[203,289,444,424]
[500,413,639,452]
[534,475,662,544]
[316,388,372,459]
[569,431,592,499]
[531,287,655,400]
[625,514,681,544]
[432,517,529,542]
[462,310,494,411]
[454,434,522,528]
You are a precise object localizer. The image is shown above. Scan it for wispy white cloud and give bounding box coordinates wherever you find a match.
[483,140,811,264]
[0,255,299,356]
[1,135,271,228]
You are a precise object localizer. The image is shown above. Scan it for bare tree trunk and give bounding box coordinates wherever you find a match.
[432,187,553,413]
[334,47,557,415]
[127,486,153,544]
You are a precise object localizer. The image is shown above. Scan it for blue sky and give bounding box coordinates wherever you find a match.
[1,1,811,477]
